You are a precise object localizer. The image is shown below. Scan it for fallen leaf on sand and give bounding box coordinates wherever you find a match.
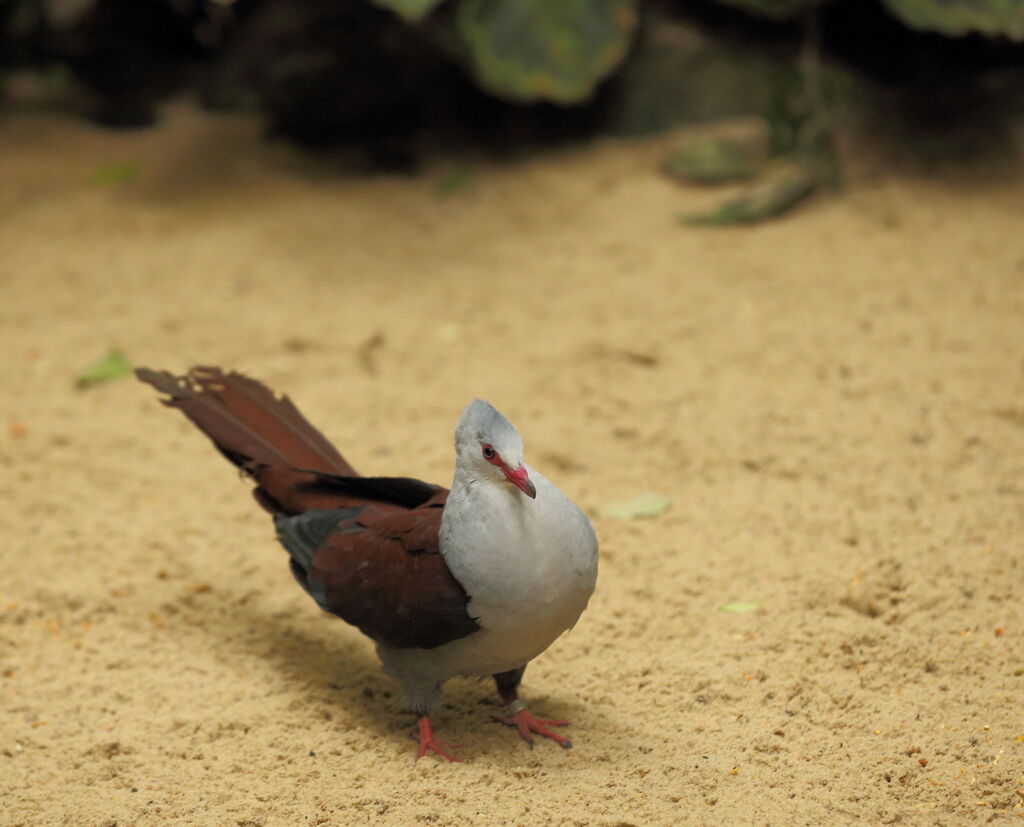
[593,493,670,520]
[91,162,139,185]
[720,602,760,613]
[76,349,132,389]
[682,161,815,226]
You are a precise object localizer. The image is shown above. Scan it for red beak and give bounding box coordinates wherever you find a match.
[504,465,536,499]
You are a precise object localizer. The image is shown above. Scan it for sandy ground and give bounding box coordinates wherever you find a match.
[1,102,1023,826]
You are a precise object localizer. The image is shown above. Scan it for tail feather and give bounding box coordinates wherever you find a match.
[137,366,357,514]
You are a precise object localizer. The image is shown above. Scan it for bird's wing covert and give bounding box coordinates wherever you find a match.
[275,505,479,650]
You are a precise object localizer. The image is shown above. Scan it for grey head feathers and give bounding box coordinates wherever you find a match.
[454,399,525,471]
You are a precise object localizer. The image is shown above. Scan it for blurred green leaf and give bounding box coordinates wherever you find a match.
[456,0,639,104]
[91,163,139,185]
[720,601,761,612]
[664,135,767,184]
[369,0,447,22]
[435,164,477,197]
[76,349,133,389]
[682,161,816,225]
[594,493,671,520]
[882,0,1024,39]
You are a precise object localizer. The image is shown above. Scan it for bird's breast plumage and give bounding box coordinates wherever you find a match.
[436,468,598,673]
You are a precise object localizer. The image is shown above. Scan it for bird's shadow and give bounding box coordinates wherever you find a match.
[158,581,596,764]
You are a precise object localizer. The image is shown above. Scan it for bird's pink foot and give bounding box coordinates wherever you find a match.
[494,706,572,750]
[412,716,461,762]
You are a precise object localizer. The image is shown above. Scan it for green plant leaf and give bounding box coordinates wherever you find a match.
[368,0,447,22]
[90,163,139,185]
[664,135,767,184]
[594,493,671,520]
[882,0,1024,39]
[456,0,639,104]
[682,161,816,225]
[76,349,133,389]
[720,601,761,612]
[435,164,477,197]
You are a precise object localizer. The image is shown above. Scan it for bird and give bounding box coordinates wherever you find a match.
[136,366,598,761]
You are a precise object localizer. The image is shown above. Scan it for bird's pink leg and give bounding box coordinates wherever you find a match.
[412,716,461,762]
[493,700,572,750]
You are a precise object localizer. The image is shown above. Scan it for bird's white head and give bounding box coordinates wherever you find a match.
[454,399,536,499]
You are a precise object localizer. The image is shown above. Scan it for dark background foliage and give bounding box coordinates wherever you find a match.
[2,0,1023,161]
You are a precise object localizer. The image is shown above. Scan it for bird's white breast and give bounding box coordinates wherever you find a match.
[435,468,598,677]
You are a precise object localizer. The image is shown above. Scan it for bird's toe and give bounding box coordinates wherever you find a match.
[494,708,573,749]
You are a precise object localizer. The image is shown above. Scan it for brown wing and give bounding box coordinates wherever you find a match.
[137,365,478,651]
[276,502,479,650]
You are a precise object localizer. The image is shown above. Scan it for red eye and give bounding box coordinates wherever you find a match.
[482,444,496,460]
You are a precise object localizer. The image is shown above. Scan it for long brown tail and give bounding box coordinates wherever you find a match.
[137,366,357,515]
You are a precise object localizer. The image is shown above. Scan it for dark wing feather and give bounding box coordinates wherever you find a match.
[275,508,364,572]
[275,506,478,650]
[139,365,477,651]
[295,470,446,510]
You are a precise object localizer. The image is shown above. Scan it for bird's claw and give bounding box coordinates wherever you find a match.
[412,717,462,762]
[493,708,572,750]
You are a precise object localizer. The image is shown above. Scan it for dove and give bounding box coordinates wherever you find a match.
[137,367,598,760]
